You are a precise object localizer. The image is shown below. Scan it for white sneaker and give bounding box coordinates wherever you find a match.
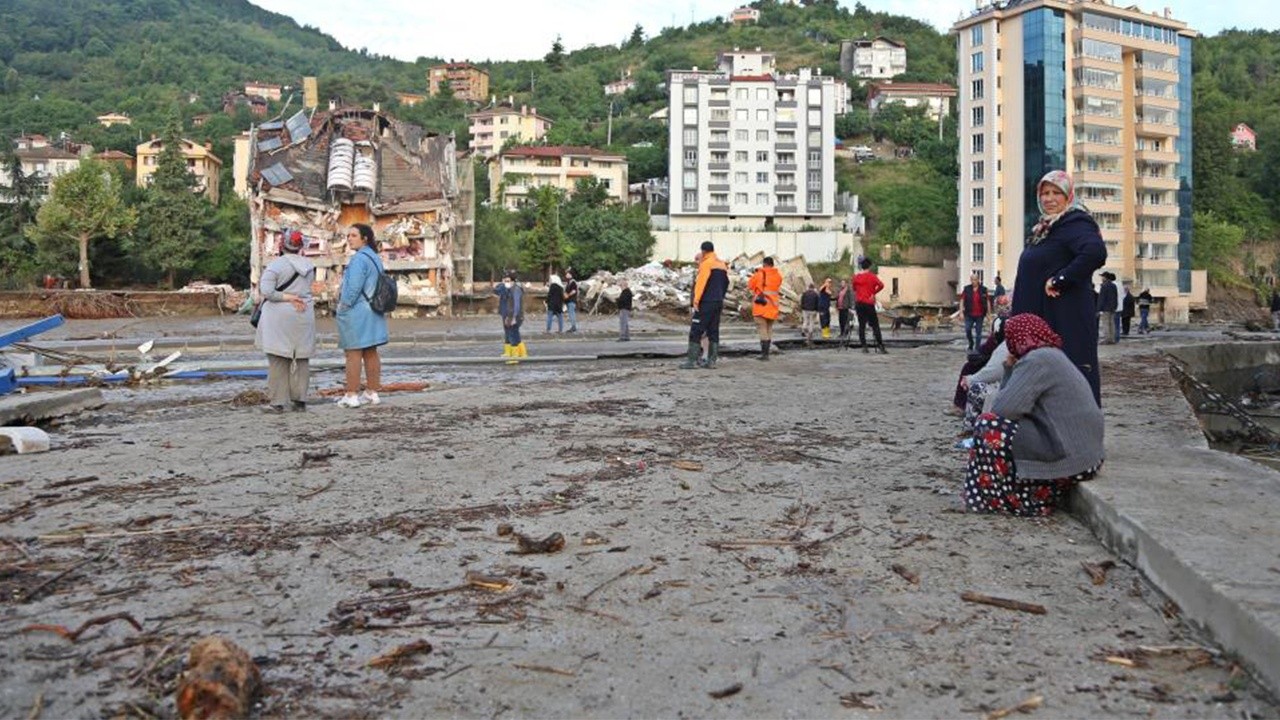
[359,390,381,406]
[336,394,362,408]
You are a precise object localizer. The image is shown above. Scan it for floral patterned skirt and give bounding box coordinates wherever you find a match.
[963,414,1100,517]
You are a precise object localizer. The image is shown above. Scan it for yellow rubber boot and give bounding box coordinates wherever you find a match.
[502,344,512,357]
[822,327,831,339]
[517,342,528,357]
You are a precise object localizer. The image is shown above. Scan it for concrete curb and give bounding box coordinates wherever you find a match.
[1067,354,1280,698]
[0,388,105,426]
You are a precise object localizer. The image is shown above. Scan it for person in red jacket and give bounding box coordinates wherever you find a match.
[852,256,887,354]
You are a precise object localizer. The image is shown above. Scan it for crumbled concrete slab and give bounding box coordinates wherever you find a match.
[0,387,104,426]
[0,427,50,454]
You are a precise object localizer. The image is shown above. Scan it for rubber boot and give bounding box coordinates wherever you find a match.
[517,342,528,357]
[757,339,770,361]
[502,344,512,357]
[678,341,701,369]
[877,343,888,354]
[701,342,719,369]
[822,327,831,339]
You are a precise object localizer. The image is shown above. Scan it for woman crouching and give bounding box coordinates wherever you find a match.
[964,313,1104,516]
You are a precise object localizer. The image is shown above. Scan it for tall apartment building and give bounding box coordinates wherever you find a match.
[468,100,553,158]
[667,49,844,231]
[428,63,490,104]
[953,0,1199,314]
[488,146,627,210]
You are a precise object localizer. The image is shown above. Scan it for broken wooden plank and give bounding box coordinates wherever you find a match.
[985,694,1043,720]
[960,591,1047,615]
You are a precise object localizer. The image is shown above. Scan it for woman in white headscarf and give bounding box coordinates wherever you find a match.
[545,274,565,333]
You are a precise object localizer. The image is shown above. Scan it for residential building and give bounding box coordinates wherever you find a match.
[0,144,82,200]
[96,150,135,174]
[666,48,843,231]
[96,112,132,128]
[428,63,490,103]
[605,78,636,96]
[489,146,628,210]
[953,0,1201,318]
[303,76,318,109]
[397,92,427,107]
[244,81,283,101]
[1230,122,1256,151]
[468,99,553,158]
[135,136,223,204]
[867,82,957,121]
[245,107,474,311]
[223,91,268,117]
[840,36,907,79]
[730,6,761,25]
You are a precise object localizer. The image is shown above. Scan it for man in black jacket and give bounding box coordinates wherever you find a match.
[1097,272,1118,344]
[959,273,989,351]
[616,278,633,341]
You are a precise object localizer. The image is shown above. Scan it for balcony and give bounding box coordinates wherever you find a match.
[1136,64,1179,83]
[1135,257,1179,271]
[707,162,730,171]
[775,100,797,108]
[1073,112,1124,129]
[707,183,730,192]
[1137,174,1179,191]
[708,120,731,129]
[775,205,799,214]
[1136,230,1180,245]
[1135,120,1180,138]
[1075,168,1124,185]
[1136,92,1179,110]
[1073,84,1123,102]
[774,163,798,173]
[774,183,797,193]
[1084,198,1124,214]
[775,120,797,129]
[708,98,731,107]
[1073,141,1123,158]
[1135,147,1180,163]
[1137,203,1180,217]
[707,141,730,150]
[774,142,797,151]
[708,204,730,213]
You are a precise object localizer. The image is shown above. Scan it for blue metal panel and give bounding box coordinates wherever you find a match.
[0,315,65,348]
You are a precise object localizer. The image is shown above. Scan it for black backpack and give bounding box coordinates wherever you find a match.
[360,255,398,314]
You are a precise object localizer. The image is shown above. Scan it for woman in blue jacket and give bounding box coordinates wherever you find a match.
[335,223,389,408]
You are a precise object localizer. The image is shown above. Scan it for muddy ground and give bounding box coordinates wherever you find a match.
[1,321,1277,719]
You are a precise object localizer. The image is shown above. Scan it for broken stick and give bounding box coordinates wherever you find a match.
[21,611,142,642]
[367,639,433,669]
[985,694,1043,720]
[890,564,920,586]
[1080,560,1117,585]
[960,591,1047,615]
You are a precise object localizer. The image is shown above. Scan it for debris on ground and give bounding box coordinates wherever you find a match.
[366,639,433,671]
[175,636,261,720]
[0,427,51,455]
[229,389,269,408]
[512,532,565,555]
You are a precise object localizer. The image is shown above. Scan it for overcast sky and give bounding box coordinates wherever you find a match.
[250,0,1277,63]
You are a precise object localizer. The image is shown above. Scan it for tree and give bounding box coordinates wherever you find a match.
[1193,211,1246,285]
[0,151,43,287]
[545,35,565,71]
[133,112,214,287]
[26,159,135,288]
[625,24,645,49]
[518,185,566,278]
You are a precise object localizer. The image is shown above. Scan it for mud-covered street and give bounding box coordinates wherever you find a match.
[1,319,1276,718]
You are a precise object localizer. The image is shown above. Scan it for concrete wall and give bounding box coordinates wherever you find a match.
[652,230,862,264]
[877,264,958,307]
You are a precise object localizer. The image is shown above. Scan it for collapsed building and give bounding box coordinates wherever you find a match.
[246,106,474,314]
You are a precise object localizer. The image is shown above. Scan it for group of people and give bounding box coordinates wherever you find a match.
[1097,271,1154,341]
[254,222,388,413]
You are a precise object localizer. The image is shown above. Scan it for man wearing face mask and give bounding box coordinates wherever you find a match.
[495,271,526,359]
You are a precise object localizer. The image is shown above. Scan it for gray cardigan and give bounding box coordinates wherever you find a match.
[989,347,1105,479]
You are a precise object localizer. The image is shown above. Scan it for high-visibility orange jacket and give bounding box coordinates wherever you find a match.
[748,265,783,320]
[693,252,729,309]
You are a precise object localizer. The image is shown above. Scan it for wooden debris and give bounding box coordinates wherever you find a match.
[22,611,142,642]
[513,532,565,555]
[891,563,920,585]
[1104,656,1137,668]
[671,459,703,471]
[708,682,743,699]
[175,637,261,720]
[514,663,576,677]
[839,691,880,710]
[985,694,1043,720]
[317,381,429,398]
[581,564,654,603]
[1081,560,1117,585]
[960,591,1047,615]
[299,449,337,468]
[465,571,514,592]
[581,531,609,546]
[367,577,412,590]
[26,690,43,720]
[367,639,433,669]
[46,475,100,489]
[891,532,933,550]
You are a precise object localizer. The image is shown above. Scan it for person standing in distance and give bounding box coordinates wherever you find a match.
[256,230,315,413]
[335,223,388,408]
[748,256,783,360]
[680,241,729,369]
[616,278,633,341]
[853,257,887,354]
[564,269,580,333]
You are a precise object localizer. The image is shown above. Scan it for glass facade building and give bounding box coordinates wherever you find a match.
[1022,8,1067,233]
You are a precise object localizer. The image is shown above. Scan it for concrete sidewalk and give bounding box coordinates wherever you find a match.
[1071,345,1280,698]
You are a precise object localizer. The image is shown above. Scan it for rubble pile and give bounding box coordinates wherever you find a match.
[581,254,817,319]
[179,282,248,312]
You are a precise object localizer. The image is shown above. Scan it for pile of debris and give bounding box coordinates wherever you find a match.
[580,253,818,319]
[179,282,247,313]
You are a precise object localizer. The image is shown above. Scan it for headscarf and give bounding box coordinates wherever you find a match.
[1027,170,1085,246]
[1004,313,1062,358]
[548,274,563,287]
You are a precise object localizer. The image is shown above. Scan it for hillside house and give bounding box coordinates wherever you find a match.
[96,112,132,128]
[841,36,907,79]
[730,6,760,24]
[245,106,475,314]
[468,99,553,158]
[1231,123,1256,151]
[867,82,957,121]
[489,146,628,210]
[428,63,490,103]
[135,137,222,204]
[244,81,283,101]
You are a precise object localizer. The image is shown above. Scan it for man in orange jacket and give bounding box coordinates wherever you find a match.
[680,241,730,369]
[748,256,783,360]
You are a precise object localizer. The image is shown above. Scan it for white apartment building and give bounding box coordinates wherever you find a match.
[841,37,908,79]
[667,48,843,231]
[953,0,1202,316]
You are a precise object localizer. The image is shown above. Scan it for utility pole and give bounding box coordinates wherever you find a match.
[606,101,614,146]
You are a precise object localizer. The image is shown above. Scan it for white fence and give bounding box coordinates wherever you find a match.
[652,230,863,263]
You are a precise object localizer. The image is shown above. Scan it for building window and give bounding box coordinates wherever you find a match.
[972,133,984,153]
[756,109,770,122]
[757,88,770,100]
[682,129,697,146]
[683,84,697,103]
[735,171,749,183]
[807,191,821,211]
[736,108,749,121]
[735,150,749,162]
[807,169,821,184]
[778,130,795,143]
[972,215,985,234]
[682,190,697,210]
[710,193,728,205]
[735,192,749,204]
[735,87,749,100]
[711,172,728,184]
[808,150,821,163]
[808,129,821,146]
[711,130,728,143]
[683,170,697,188]
[972,106,984,127]
[756,192,769,205]
[756,151,769,162]
[972,242,985,262]
[971,79,984,100]
[756,171,769,183]
[972,187,984,207]
[777,193,795,207]
[971,160,984,180]
[971,51,984,73]
[683,108,697,125]
[756,129,770,141]
[971,25,984,46]
[735,129,749,141]
[711,108,730,121]
[807,87,821,104]
[807,109,821,125]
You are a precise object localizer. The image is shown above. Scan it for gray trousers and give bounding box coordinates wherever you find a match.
[267,354,310,407]
[1100,311,1117,344]
[619,309,631,339]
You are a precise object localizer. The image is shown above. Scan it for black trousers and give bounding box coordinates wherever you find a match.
[855,303,883,347]
[837,308,850,337]
[689,302,723,343]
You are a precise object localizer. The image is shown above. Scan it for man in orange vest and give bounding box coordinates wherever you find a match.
[748,256,783,360]
[680,241,730,369]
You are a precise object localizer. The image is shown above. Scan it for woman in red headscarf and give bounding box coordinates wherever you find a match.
[963,313,1105,516]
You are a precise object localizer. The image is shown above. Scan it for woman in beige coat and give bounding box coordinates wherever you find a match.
[255,230,316,412]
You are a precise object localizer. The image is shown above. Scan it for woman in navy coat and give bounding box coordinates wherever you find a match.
[1011,170,1107,405]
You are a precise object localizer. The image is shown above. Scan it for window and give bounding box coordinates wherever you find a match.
[807,88,821,104]
[735,87,749,100]
[971,79,984,100]
[711,108,730,121]
[683,84,697,103]
[682,190,697,210]
[807,169,821,184]
[778,152,794,165]
[778,131,795,143]
[972,242,985,262]
[735,171,749,183]
[757,88,770,100]
[777,193,795,207]
[971,160,984,180]
[683,149,697,166]
[777,173,794,186]
[971,133,984,153]
[756,172,769,183]
[972,187,984,208]
[735,192,749,204]
[735,109,749,121]
[735,150,749,162]
[808,129,822,146]
[735,129,749,141]
[683,128,697,145]
[756,150,769,162]
[683,108,697,125]
[756,129,770,141]
[807,109,821,126]
[711,130,728,143]
[710,151,728,163]
[971,51,984,73]
[807,191,821,211]
[753,109,767,122]
[808,150,821,163]
[711,172,728,184]
[757,193,770,205]
[972,106,984,127]
[972,215,985,234]
[971,25,984,46]
[710,193,728,205]
[683,170,697,188]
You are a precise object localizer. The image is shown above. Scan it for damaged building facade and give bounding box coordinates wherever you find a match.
[245,106,474,314]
